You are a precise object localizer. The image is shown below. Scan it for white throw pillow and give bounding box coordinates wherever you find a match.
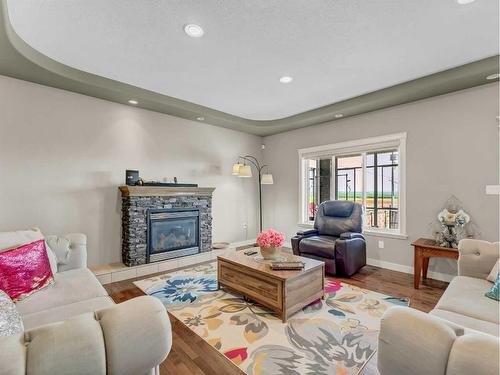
[487,258,500,282]
[0,228,58,275]
[0,290,24,336]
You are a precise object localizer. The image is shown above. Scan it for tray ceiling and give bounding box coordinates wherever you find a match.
[1,0,499,135]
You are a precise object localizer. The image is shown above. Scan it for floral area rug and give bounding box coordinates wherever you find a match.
[134,262,409,375]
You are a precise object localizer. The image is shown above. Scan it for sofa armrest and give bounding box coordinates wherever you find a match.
[46,233,87,272]
[339,232,364,240]
[296,229,318,236]
[378,307,461,375]
[334,235,366,276]
[95,296,172,375]
[458,239,499,279]
[0,296,172,375]
[291,229,319,255]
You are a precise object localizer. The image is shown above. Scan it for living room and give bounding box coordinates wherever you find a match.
[0,1,499,375]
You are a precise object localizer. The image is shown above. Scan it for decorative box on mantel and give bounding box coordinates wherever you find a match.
[119,186,215,267]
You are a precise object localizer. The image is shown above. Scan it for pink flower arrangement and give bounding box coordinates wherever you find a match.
[256,229,285,248]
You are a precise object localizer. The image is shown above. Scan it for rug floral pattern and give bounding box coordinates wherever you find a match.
[134,263,408,375]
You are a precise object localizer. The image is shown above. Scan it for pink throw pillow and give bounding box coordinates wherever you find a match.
[0,239,54,301]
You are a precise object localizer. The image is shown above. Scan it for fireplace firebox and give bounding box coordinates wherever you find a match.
[147,208,201,263]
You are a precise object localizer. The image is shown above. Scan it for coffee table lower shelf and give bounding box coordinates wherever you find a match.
[217,256,324,323]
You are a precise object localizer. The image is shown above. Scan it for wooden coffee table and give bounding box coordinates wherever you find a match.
[217,248,325,322]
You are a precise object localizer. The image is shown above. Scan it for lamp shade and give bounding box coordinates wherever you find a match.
[238,165,252,177]
[261,174,274,184]
[232,163,243,175]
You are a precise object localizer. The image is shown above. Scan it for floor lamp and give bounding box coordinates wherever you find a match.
[232,155,273,232]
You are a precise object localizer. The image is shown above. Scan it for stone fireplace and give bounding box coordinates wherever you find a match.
[119,186,214,266]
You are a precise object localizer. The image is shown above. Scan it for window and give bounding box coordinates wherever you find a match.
[299,133,406,238]
[364,150,399,231]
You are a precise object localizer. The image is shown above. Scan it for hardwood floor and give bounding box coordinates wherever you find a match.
[104,263,448,375]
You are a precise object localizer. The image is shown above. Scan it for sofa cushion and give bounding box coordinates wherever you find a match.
[446,333,500,375]
[430,308,499,337]
[0,333,26,374]
[22,296,115,330]
[299,235,336,259]
[435,276,499,325]
[15,268,108,316]
[25,313,107,375]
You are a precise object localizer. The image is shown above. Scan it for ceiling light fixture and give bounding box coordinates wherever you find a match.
[279,76,293,84]
[128,99,138,105]
[196,116,205,121]
[334,113,343,118]
[184,24,204,38]
[486,73,500,80]
[456,0,475,4]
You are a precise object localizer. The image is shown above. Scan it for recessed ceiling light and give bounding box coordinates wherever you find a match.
[486,73,500,80]
[184,24,204,38]
[457,0,475,4]
[196,116,205,121]
[334,113,343,118]
[279,76,293,84]
[128,99,138,105]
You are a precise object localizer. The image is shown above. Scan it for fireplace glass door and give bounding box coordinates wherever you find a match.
[147,209,200,262]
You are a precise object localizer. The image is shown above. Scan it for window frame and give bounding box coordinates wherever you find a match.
[298,133,407,239]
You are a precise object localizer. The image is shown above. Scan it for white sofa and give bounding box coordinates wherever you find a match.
[0,232,172,375]
[377,239,500,375]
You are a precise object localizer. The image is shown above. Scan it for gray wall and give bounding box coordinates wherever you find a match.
[0,75,262,266]
[262,83,499,278]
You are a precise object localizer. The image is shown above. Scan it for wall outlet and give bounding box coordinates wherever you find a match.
[378,240,385,249]
[242,222,248,230]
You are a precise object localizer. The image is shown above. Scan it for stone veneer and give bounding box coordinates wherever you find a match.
[119,186,214,266]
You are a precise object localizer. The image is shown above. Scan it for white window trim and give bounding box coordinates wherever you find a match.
[298,132,407,239]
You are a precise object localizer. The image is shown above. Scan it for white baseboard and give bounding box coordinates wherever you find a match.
[367,258,454,282]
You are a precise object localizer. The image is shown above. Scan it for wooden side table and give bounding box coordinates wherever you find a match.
[411,238,459,289]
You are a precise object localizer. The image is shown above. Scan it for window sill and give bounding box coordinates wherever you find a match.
[298,223,408,240]
[363,229,408,240]
[297,222,314,229]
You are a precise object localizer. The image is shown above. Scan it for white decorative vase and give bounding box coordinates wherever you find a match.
[260,246,279,260]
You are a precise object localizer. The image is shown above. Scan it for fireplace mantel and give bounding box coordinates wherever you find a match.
[119,185,215,197]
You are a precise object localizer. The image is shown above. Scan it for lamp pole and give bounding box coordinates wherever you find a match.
[239,155,268,232]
